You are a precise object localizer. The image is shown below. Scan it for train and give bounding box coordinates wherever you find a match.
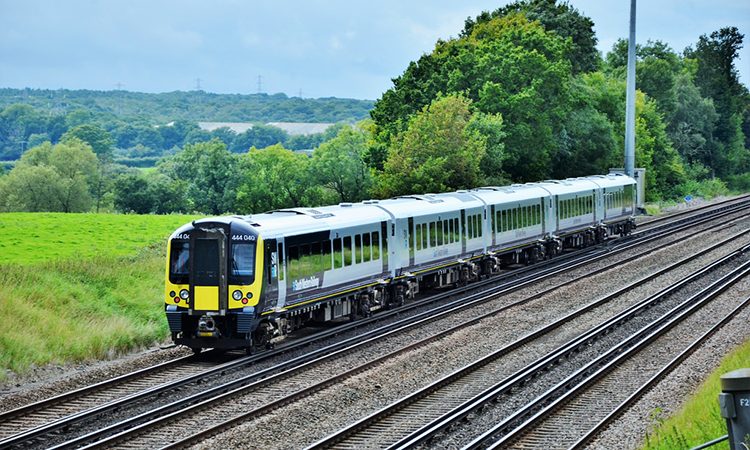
[164,173,637,353]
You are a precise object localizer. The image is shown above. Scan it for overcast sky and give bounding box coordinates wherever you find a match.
[0,0,748,100]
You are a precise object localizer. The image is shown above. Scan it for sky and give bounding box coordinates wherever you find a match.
[0,0,748,100]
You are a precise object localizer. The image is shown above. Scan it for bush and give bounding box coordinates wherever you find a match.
[726,173,750,192]
[676,178,729,200]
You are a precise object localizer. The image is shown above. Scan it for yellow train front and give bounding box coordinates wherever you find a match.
[164,217,266,352]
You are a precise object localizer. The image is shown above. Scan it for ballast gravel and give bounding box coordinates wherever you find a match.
[195,217,750,449]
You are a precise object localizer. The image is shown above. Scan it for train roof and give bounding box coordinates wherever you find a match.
[471,183,551,204]
[243,203,391,238]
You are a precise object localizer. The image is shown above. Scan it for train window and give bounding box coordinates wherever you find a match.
[194,239,220,286]
[362,235,371,262]
[415,224,422,251]
[354,235,362,264]
[343,236,352,266]
[278,243,285,281]
[477,214,483,236]
[466,218,472,240]
[322,240,332,270]
[333,239,343,268]
[444,220,449,244]
[169,241,190,284]
[430,222,437,247]
[372,232,380,260]
[436,220,443,246]
[287,245,299,280]
[421,224,427,249]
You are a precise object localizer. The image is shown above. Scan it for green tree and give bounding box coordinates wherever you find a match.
[62,124,114,158]
[310,126,372,203]
[372,14,572,182]
[685,27,748,176]
[462,0,599,74]
[113,173,154,214]
[378,94,486,197]
[160,139,240,214]
[236,144,318,213]
[0,140,98,212]
[149,174,188,214]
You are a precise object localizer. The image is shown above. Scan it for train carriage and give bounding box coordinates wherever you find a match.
[165,173,638,352]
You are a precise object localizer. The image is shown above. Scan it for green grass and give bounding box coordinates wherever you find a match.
[642,339,750,450]
[0,212,197,265]
[0,212,198,377]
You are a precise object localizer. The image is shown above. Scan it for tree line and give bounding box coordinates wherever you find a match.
[1,0,748,215]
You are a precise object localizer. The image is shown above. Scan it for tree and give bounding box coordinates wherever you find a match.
[310,126,372,203]
[113,173,154,214]
[235,144,319,213]
[0,140,98,212]
[685,27,748,176]
[62,124,114,158]
[159,139,240,214]
[462,0,599,74]
[378,94,486,197]
[149,174,188,214]
[372,14,572,182]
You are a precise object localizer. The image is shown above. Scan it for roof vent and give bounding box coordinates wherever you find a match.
[456,189,468,193]
[363,199,380,204]
[339,202,353,207]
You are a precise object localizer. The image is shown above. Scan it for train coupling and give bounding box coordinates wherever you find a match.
[196,315,221,338]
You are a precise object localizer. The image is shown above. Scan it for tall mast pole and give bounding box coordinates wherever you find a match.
[624,0,636,177]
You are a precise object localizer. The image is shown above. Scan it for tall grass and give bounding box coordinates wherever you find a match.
[0,212,199,377]
[0,245,169,374]
[642,339,750,450]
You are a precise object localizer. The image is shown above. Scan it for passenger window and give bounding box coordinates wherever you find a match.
[278,243,284,281]
[444,220,449,244]
[372,232,380,260]
[322,240,332,270]
[343,236,352,266]
[362,235,370,262]
[429,222,436,247]
[477,215,482,237]
[421,224,428,249]
[288,246,299,280]
[448,219,454,243]
[355,235,362,264]
[416,224,422,251]
[436,220,443,245]
[333,239,343,268]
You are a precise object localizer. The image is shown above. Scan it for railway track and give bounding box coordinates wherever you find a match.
[479,265,750,449]
[309,239,750,449]
[70,216,749,448]
[1,196,748,449]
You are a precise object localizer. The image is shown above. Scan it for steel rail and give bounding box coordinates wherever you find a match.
[308,242,750,449]
[3,198,747,449]
[476,261,750,449]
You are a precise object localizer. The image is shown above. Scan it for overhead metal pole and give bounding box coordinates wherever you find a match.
[624,0,636,177]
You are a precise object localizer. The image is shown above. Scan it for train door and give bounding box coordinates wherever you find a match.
[188,224,229,314]
[263,238,283,309]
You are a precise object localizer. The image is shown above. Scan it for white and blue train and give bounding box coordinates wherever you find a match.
[165,173,637,351]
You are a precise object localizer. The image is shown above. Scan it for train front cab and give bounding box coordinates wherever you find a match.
[165,218,266,352]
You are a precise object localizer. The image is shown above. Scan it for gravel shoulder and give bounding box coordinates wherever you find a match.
[0,342,192,413]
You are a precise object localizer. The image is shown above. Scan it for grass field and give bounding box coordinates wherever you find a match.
[0,212,198,376]
[642,339,750,450]
[0,213,197,265]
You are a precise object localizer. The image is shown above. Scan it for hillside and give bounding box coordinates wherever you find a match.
[0,88,374,124]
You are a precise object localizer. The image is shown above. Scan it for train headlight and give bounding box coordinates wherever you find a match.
[179,289,189,299]
[232,290,243,301]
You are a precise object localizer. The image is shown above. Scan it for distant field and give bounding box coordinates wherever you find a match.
[0,212,200,375]
[0,213,198,265]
